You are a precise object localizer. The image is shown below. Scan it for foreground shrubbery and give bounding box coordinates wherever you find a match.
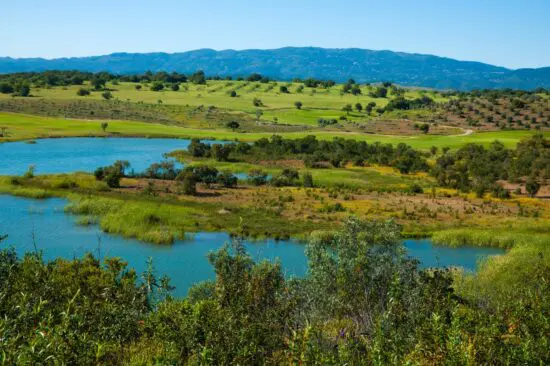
[0,219,548,364]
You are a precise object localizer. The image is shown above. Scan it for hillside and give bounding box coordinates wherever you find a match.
[1,47,549,90]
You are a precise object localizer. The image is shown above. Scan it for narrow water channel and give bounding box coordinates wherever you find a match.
[0,195,504,297]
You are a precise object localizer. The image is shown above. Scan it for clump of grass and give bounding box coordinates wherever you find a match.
[455,234,550,305]
[75,215,97,226]
[432,229,518,249]
[432,225,550,249]
[65,196,185,244]
[0,185,51,199]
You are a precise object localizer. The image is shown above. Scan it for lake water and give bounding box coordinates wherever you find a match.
[0,195,504,297]
[0,137,222,175]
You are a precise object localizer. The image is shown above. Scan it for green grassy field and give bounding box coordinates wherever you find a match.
[0,81,445,126]
[0,112,543,150]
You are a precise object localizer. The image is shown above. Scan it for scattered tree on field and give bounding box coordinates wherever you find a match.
[226,121,240,131]
[525,176,540,197]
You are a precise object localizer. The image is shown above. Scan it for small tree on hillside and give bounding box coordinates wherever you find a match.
[92,78,106,91]
[102,91,113,100]
[101,122,108,132]
[365,102,376,114]
[177,172,196,195]
[303,172,314,187]
[253,98,263,107]
[342,104,353,114]
[355,103,363,112]
[525,176,540,197]
[16,84,31,97]
[150,82,164,91]
[294,101,303,110]
[77,88,90,96]
[226,121,240,131]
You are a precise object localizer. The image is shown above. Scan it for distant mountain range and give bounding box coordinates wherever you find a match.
[1,47,549,90]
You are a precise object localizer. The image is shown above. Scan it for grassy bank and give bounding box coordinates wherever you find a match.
[0,112,543,150]
[0,175,327,243]
[454,232,550,306]
[431,225,550,249]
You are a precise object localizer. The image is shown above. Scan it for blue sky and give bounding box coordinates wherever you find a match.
[2,0,549,69]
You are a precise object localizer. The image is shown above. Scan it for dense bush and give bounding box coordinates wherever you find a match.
[432,134,549,192]
[1,218,546,363]
[94,160,130,188]
[214,135,430,174]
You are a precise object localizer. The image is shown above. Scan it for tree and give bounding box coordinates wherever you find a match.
[279,86,289,93]
[415,123,430,133]
[342,104,353,114]
[102,91,113,100]
[135,84,142,90]
[253,98,263,107]
[190,165,219,187]
[212,144,232,162]
[170,83,180,91]
[150,82,164,91]
[217,170,238,188]
[248,169,268,186]
[91,78,106,91]
[255,109,263,121]
[0,83,14,94]
[177,172,196,195]
[365,101,376,113]
[370,87,388,98]
[188,139,210,157]
[76,88,90,96]
[302,172,314,187]
[101,122,108,132]
[350,85,362,95]
[355,103,363,112]
[294,101,303,110]
[430,146,438,156]
[94,160,130,188]
[226,121,240,131]
[16,84,30,97]
[189,70,206,85]
[229,90,237,97]
[525,176,540,197]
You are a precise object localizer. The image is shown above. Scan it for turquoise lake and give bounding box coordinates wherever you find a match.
[0,195,504,297]
[0,137,219,175]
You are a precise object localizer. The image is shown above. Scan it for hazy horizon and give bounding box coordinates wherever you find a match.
[2,0,549,69]
[2,46,548,71]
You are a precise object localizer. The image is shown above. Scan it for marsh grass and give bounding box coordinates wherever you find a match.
[455,233,550,305]
[65,196,187,244]
[0,178,52,199]
[432,223,550,249]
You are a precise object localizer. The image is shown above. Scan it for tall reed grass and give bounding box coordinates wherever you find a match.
[65,196,186,244]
